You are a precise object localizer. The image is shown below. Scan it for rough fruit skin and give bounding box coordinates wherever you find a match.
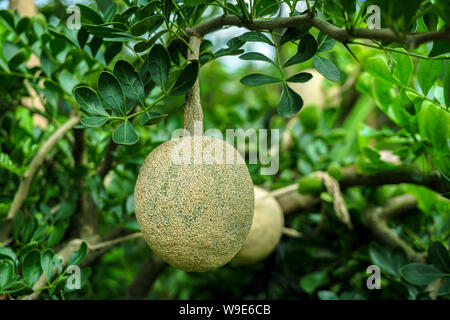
[232,186,284,265]
[134,136,254,272]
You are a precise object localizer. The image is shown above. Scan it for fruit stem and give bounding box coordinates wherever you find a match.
[184,35,204,136]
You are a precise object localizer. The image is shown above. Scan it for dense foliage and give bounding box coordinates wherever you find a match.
[0,0,449,300]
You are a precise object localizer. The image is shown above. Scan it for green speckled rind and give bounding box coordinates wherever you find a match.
[134,136,254,272]
[232,186,284,265]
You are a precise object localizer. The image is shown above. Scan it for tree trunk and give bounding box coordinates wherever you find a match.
[9,0,37,17]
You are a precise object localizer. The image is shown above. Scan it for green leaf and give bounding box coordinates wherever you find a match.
[74,86,108,116]
[0,259,16,289]
[286,72,313,83]
[0,248,17,262]
[0,10,15,29]
[400,263,446,285]
[429,41,450,58]
[313,56,340,82]
[0,280,33,295]
[8,49,27,71]
[418,60,445,95]
[428,242,450,272]
[284,34,317,67]
[340,291,366,300]
[58,70,79,95]
[392,51,413,86]
[103,2,118,22]
[438,277,450,296]
[369,243,409,278]
[279,26,311,46]
[130,15,164,36]
[391,247,409,277]
[240,73,281,86]
[0,152,23,176]
[77,27,89,49]
[41,52,55,76]
[83,24,132,40]
[98,72,127,116]
[48,28,78,47]
[78,4,104,25]
[239,31,274,46]
[444,65,450,109]
[68,242,88,266]
[81,116,109,127]
[278,84,303,117]
[140,112,168,126]
[2,41,19,61]
[113,120,139,145]
[148,44,170,88]
[184,0,211,5]
[239,52,275,66]
[105,42,123,65]
[89,36,103,57]
[365,56,397,84]
[170,61,199,96]
[40,249,55,282]
[134,30,168,53]
[21,217,36,243]
[16,17,31,34]
[318,290,340,300]
[121,5,138,21]
[214,36,245,58]
[23,250,42,287]
[418,101,449,152]
[113,60,145,106]
[316,32,336,52]
[369,242,401,276]
[254,0,280,17]
[300,271,329,294]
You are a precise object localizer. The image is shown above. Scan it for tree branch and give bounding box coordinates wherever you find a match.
[89,232,143,251]
[339,167,449,193]
[22,239,84,300]
[22,232,144,299]
[0,116,80,242]
[364,194,426,263]
[126,255,167,300]
[6,116,80,221]
[271,184,317,214]
[271,167,449,213]
[186,14,450,49]
[282,227,302,239]
[184,35,203,135]
[97,138,119,181]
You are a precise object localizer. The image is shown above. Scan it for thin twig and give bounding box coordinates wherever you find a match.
[364,194,426,263]
[89,232,143,251]
[184,35,203,135]
[186,14,450,49]
[6,116,80,221]
[282,227,302,239]
[126,255,167,299]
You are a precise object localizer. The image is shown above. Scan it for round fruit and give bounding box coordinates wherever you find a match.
[232,186,284,265]
[327,162,343,181]
[134,135,254,272]
[298,176,324,195]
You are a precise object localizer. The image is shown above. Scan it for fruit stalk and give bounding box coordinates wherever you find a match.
[184,35,203,135]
